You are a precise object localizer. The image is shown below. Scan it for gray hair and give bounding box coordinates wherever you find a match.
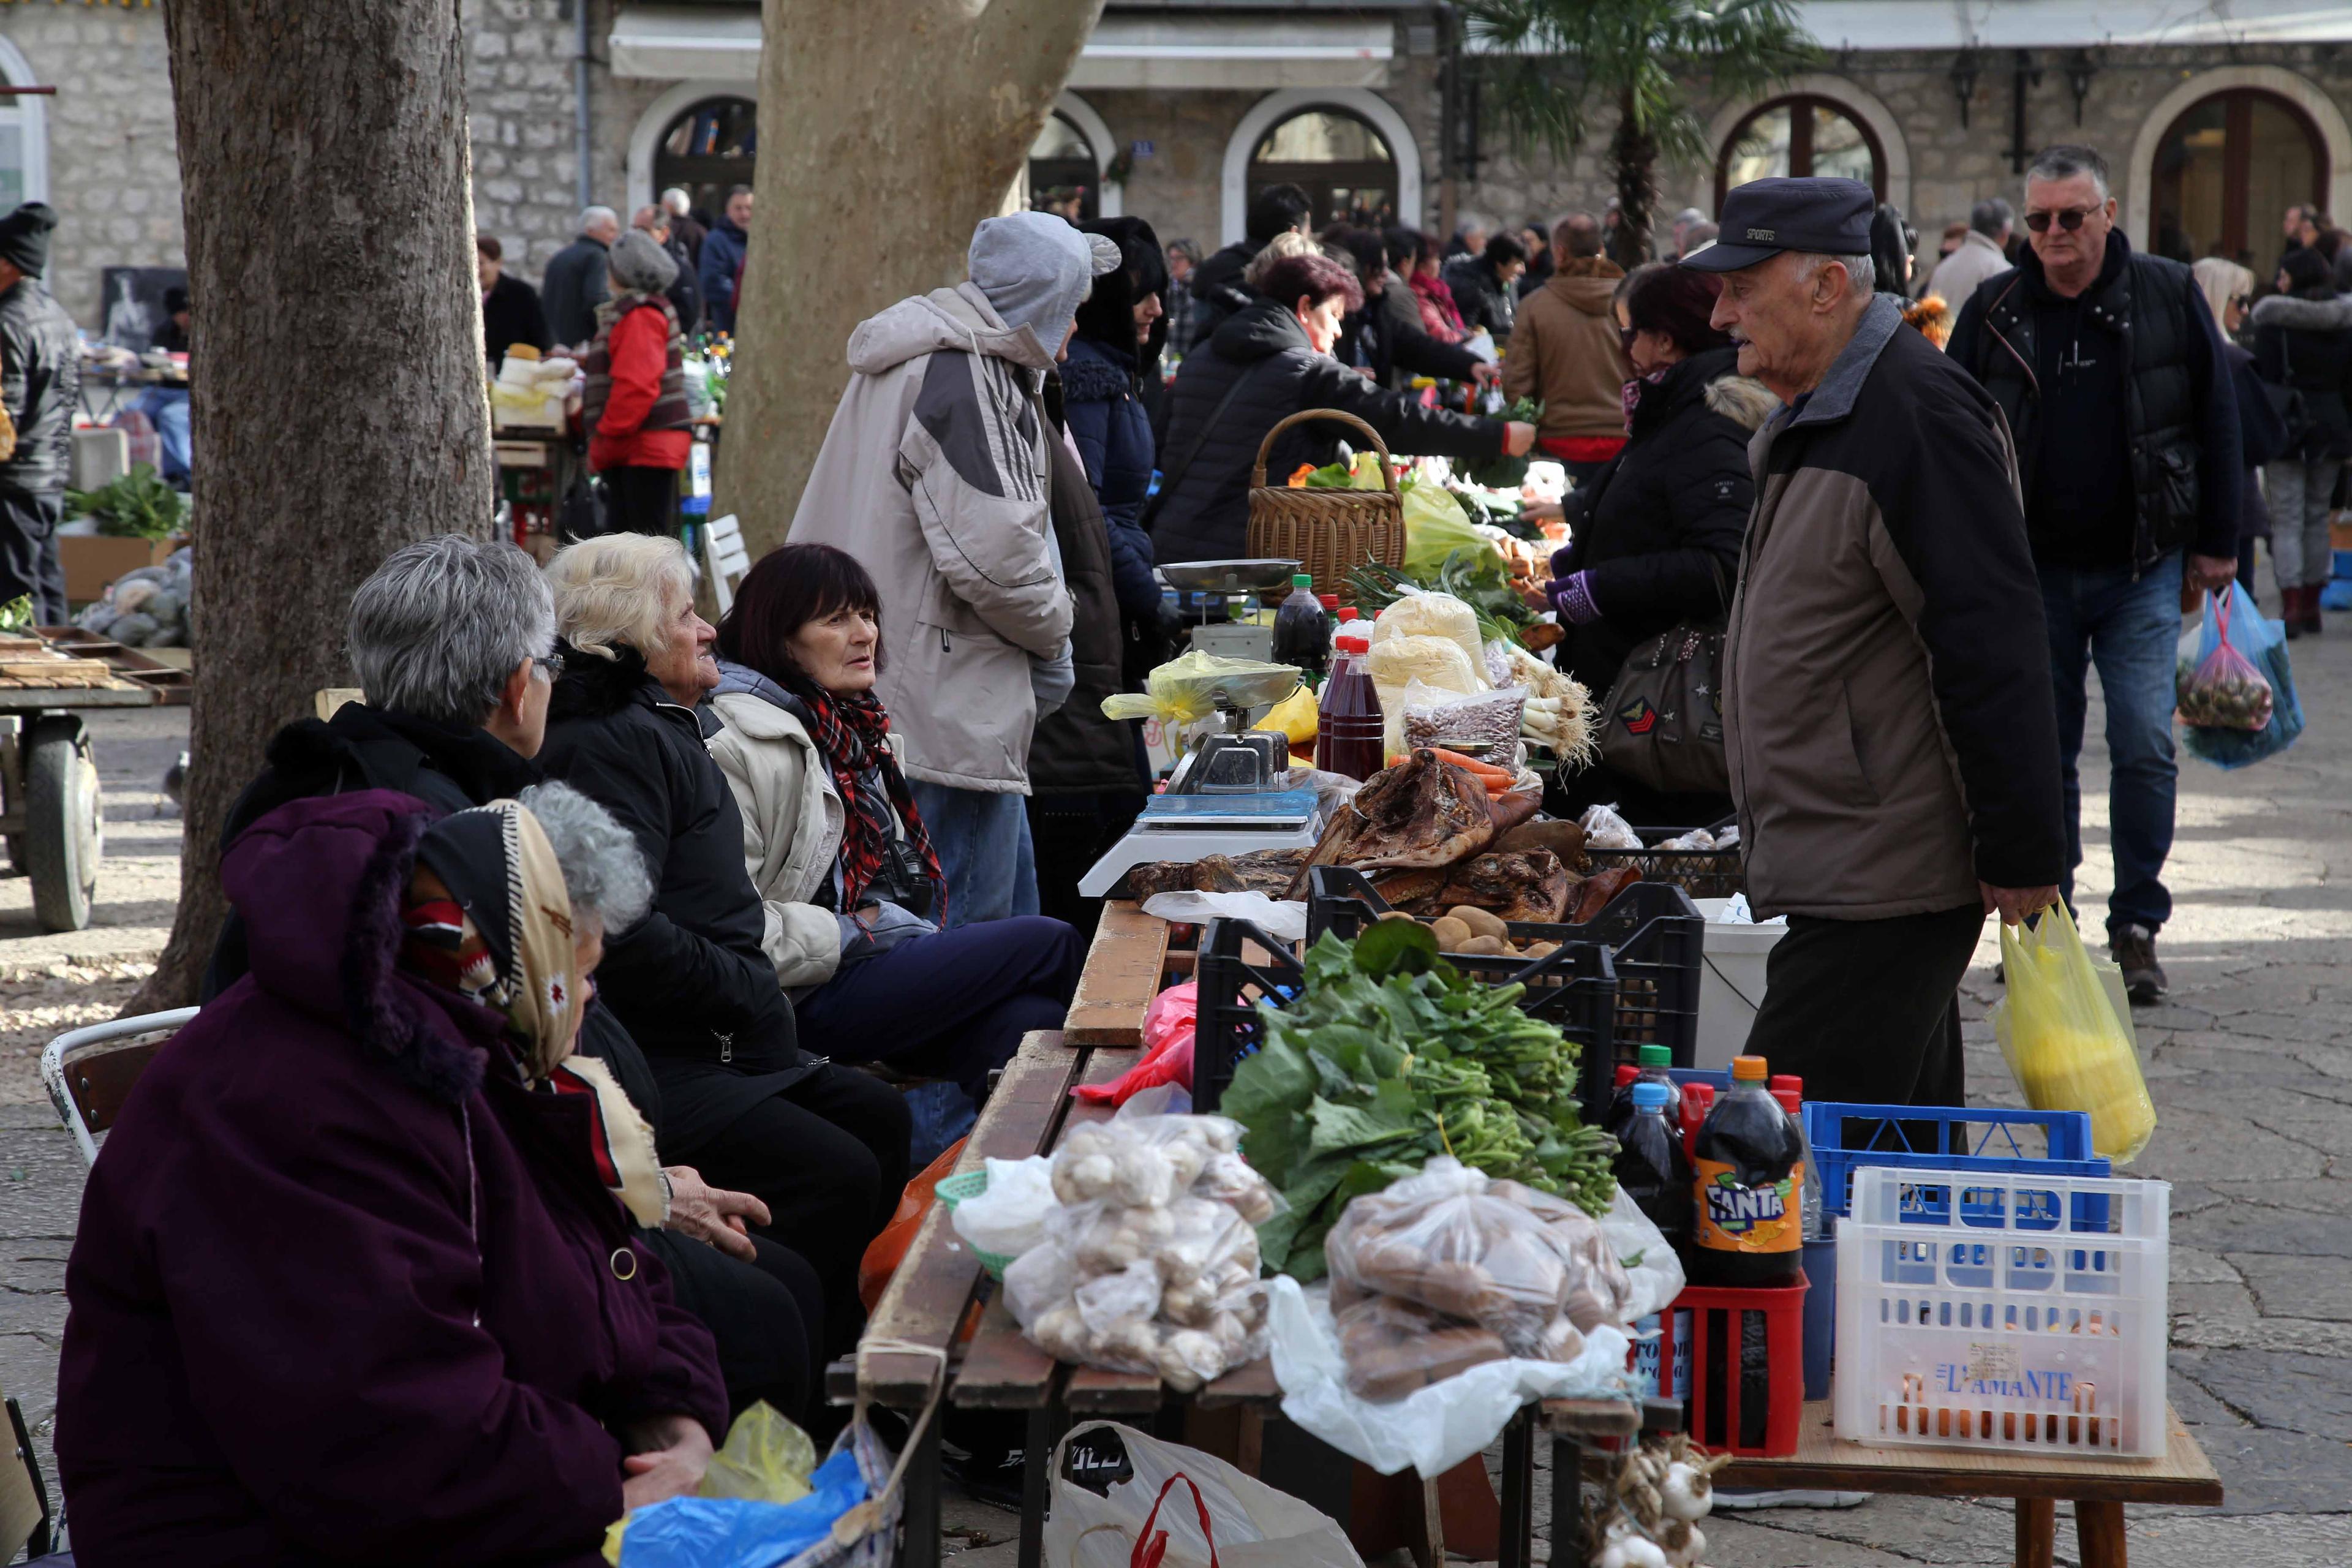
[1795,252,1875,300]
[519,780,652,936]
[546,532,694,663]
[2026,145,2110,200]
[661,187,692,214]
[347,536,555,726]
[1971,197,2015,238]
[579,205,619,235]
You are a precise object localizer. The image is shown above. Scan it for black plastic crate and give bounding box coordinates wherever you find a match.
[1193,911,1621,1125]
[1584,823,1744,900]
[1307,865,1703,1066]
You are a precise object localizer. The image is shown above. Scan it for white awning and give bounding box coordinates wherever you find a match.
[1786,0,2352,50]
[609,7,760,83]
[609,7,1395,88]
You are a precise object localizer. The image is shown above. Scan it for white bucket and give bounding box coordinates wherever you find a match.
[1692,897,1787,1071]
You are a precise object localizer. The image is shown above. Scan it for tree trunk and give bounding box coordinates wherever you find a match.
[129,0,494,1011]
[717,0,1107,556]
[1611,89,1657,265]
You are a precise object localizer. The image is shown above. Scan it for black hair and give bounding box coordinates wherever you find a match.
[1245,183,1314,244]
[1385,225,1425,269]
[1484,232,1529,266]
[1336,227,1389,282]
[715,543,886,706]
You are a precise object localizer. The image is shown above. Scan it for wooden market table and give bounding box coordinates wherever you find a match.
[1717,1401,2222,1567]
[842,904,1653,1568]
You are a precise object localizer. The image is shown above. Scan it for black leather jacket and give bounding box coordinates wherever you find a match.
[0,277,78,494]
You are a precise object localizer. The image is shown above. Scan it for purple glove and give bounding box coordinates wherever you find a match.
[1548,543,1576,578]
[1548,571,1601,626]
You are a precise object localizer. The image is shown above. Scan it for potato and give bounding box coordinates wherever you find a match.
[1430,914,1474,950]
[1525,940,1559,958]
[1447,905,1509,940]
[1375,909,1419,923]
[1457,934,1507,956]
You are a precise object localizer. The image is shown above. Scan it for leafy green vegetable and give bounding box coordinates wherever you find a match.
[65,464,188,540]
[1224,930,1617,1279]
[1465,398,1544,488]
[0,595,31,633]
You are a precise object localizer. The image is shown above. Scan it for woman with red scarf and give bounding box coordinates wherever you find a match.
[706,544,1083,1108]
[1401,228,1469,343]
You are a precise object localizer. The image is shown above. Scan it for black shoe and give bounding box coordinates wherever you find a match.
[2110,924,2166,1006]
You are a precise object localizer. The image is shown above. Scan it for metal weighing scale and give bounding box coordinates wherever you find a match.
[1077,641,1324,897]
[1159,557,1300,663]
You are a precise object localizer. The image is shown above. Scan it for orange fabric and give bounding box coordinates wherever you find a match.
[589,306,691,472]
[857,1135,968,1313]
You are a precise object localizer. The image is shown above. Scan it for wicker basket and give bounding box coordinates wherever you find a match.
[1245,409,1406,595]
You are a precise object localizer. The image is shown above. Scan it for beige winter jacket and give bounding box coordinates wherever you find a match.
[706,688,848,989]
[788,282,1076,794]
[1502,259,1633,441]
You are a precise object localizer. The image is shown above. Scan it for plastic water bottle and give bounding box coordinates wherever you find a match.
[1272,573,1330,679]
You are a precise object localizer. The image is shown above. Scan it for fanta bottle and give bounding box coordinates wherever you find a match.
[1687,1054,1804,1287]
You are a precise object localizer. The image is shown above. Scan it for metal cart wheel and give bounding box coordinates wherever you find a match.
[26,717,99,933]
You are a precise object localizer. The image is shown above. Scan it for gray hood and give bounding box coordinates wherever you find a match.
[967,211,1120,348]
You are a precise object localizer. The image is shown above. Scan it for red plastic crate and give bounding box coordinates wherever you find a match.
[1643,1281,1809,1457]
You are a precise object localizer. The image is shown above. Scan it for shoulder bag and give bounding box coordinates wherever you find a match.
[1596,556,1730,796]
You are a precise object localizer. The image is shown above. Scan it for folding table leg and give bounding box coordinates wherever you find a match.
[1550,1434,1584,1562]
[2015,1497,2056,1568]
[1498,1408,1534,1568]
[2076,1499,2128,1568]
[903,1402,942,1568]
[1019,1395,1068,1568]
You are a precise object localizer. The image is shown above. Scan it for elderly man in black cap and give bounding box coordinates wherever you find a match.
[1687,177,2065,1110]
[0,202,77,622]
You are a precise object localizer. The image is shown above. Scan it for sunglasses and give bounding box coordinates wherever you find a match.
[2025,206,2100,233]
[531,654,562,680]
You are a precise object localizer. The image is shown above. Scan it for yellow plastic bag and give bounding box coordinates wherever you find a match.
[1101,650,1303,737]
[601,1403,821,1562]
[1253,683,1319,748]
[1992,902,2155,1163]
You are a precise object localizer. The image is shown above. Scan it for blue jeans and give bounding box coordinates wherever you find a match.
[908,782,1039,925]
[2039,552,2182,936]
[134,386,191,484]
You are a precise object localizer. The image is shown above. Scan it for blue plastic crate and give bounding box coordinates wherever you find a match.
[2334,548,2352,581]
[1804,1102,2109,1229]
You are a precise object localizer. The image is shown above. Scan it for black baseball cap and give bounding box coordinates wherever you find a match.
[1681,178,1874,272]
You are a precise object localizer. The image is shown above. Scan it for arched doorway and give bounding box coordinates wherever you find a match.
[2150,89,2325,268]
[1028,112,1099,222]
[1716,96,1884,208]
[1248,108,1396,230]
[653,96,756,225]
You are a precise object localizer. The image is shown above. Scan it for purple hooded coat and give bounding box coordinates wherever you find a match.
[56,791,727,1566]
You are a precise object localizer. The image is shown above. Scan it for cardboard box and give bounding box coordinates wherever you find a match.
[61,535,178,606]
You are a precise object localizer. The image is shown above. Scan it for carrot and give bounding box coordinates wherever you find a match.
[1428,747,1512,782]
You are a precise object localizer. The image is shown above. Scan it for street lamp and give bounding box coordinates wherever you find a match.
[2065,50,2098,125]
[1950,50,1982,130]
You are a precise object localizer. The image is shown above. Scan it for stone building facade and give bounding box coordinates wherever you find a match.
[4,0,2350,338]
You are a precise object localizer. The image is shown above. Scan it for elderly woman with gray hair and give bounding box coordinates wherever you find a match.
[587,227,695,538]
[59,782,730,1561]
[540,532,909,1357]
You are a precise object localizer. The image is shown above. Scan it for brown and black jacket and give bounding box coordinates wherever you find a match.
[1725,295,2066,919]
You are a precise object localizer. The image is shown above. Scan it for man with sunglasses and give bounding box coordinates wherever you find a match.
[1947,144,2242,1006]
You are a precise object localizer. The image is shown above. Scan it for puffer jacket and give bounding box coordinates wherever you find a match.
[788,281,1075,794]
[1058,333,1160,618]
[1503,258,1632,442]
[1443,255,1517,339]
[699,216,748,333]
[1372,271,1483,390]
[2252,290,2352,461]
[1150,296,1506,567]
[0,276,77,494]
[1726,295,2065,919]
[1551,347,1774,699]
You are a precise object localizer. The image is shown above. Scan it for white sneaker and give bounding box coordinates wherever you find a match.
[1710,1486,1871,1510]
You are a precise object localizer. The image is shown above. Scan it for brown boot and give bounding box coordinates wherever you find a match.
[2304,582,2324,635]
[2283,584,2307,639]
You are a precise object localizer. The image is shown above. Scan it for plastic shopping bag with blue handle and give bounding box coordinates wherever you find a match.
[2178,581,2302,769]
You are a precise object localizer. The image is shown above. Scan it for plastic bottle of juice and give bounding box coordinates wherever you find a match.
[1687,1055,1805,1287]
[1613,1080,1694,1253]
[1272,573,1330,679]
[1314,633,1384,780]
[1605,1043,1683,1144]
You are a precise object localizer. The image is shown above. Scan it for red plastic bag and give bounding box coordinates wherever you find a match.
[2176,590,2274,731]
[1074,984,1198,1106]
[858,1135,967,1311]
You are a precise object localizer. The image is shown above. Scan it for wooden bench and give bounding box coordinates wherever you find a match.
[1717,1401,2222,1567]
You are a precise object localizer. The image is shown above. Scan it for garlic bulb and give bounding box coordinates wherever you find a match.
[1660,1460,1713,1521]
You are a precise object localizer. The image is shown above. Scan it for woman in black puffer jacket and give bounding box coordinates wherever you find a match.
[1149,251,1532,567]
[1545,263,1778,824]
[2252,246,2352,635]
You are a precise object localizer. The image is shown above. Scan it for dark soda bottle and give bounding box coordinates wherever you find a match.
[1687,1054,1804,1287]
[1605,1042,1683,1144]
[1313,633,1384,780]
[1613,1080,1692,1253]
[1271,573,1330,679]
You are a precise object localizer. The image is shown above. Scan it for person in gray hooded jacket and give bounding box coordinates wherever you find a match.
[788,213,1114,924]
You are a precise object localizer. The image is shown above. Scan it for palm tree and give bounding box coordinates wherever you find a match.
[1464,0,1816,264]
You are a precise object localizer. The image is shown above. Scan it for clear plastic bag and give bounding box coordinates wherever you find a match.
[1324,1158,1571,1357]
[1401,684,1526,759]
[1579,802,1643,851]
[948,1155,1058,1260]
[1371,588,1489,685]
[2181,582,2304,769]
[1336,1294,1510,1401]
[2175,586,2274,731]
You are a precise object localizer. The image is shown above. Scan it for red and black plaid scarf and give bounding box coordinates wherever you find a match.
[802,687,946,919]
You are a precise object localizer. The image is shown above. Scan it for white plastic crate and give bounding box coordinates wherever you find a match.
[1833,1166,2169,1458]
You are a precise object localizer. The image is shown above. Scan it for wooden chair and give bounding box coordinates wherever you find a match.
[701,511,751,615]
[42,1008,198,1165]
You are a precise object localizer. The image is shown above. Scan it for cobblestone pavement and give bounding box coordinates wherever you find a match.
[4,612,2348,1567]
